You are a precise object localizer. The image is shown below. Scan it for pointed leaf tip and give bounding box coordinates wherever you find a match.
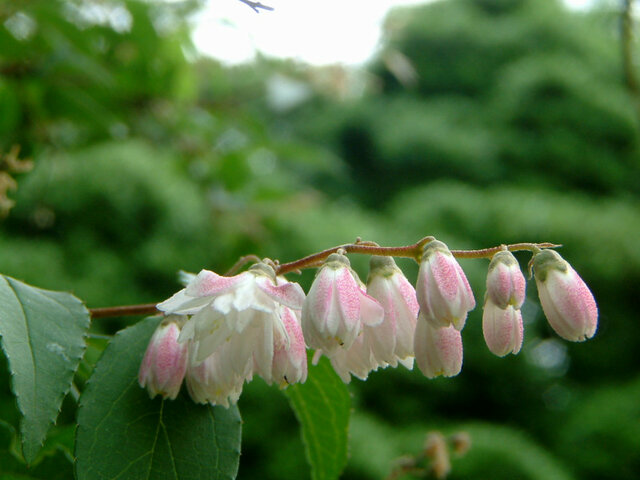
[0,275,90,463]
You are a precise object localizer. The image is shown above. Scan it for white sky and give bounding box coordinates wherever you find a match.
[191,0,595,66]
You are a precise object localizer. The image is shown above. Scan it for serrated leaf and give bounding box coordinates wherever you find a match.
[0,275,90,463]
[75,316,242,480]
[285,355,351,480]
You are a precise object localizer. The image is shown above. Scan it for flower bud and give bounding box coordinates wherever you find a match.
[366,256,419,366]
[482,303,523,356]
[414,312,463,379]
[302,252,383,353]
[486,250,526,309]
[416,240,475,330]
[138,316,188,400]
[271,306,308,387]
[533,250,598,342]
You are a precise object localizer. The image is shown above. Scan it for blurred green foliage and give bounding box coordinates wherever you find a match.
[1,0,639,479]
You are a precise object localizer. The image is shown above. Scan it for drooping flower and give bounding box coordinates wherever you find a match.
[327,256,420,382]
[365,255,419,367]
[416,240,475,331]
[184,349,249,408]
[533,249,598,342]
[485,250,526,309]
[414,312,463,379]
[138,315,188,400]
[270,306,308,387]
[157,262,306,404]
[482,251,526,356]
[301,252,384,354]
[482,303,524,356]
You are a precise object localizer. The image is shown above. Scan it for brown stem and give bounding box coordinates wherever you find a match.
[90,303,158,319]
[89,238,560,318]
[275,236,434,275]
[451,242,560,259]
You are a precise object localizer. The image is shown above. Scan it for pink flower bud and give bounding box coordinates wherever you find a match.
[416,240,475,330]
[486,251,526,309]
[138,316,188,400]
[414,313,463,379]
[482,302,524,356]
[271,306,308,387]
[366,256,419,366]
[533,250,598,342]
[302,252,384,353]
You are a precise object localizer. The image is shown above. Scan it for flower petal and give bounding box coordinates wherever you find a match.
[185,269,249,297]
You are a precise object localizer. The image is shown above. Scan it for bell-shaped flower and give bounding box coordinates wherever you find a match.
[138,316,188,400]
[414,312,463,379]
[365,255,419,367]
[533,249,598,342]
[482,251,526,356]
[482,303,524,356]
[416,240,475,330]
[157,263,306,390]
[301,252,384,354]
[270,306,308,387]
[185,349,249,408]
[327,333,379,382]
[485,250,526,309]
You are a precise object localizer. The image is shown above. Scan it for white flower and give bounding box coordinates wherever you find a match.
[366,256,419,367]
[414,312,463,379]
[157,263,306,404]
[184,349,248,408]
[322,256,419,383]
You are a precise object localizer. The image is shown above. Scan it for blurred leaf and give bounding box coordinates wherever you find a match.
[557,376,640,480]
[0,418,74,480]
[0,275,89,463]
[75,316,242,480]
[285,355,351,480]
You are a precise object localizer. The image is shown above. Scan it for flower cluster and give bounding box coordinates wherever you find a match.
[139,239,598,406]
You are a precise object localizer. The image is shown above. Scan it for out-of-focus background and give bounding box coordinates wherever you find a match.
[1,0,640,478]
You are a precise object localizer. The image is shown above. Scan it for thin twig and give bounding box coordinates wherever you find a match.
[275,236,434,275]
[237,0,274,12]
[88,238,561,318]
[451,242,560,259]
[225,254,262,276]
[90,303,158,319]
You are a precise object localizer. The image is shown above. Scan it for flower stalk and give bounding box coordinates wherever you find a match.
[88,238,560,319]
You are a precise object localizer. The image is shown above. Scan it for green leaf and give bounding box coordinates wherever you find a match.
[0,420,74,480]
[75,316,242,480]
[285,355,351,480]
[0,275,90,463]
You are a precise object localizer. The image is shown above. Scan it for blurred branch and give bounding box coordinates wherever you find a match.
[385,431,471,480]
[621,0,640,123]
[237,0,274,12]
[1,145,33,218]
